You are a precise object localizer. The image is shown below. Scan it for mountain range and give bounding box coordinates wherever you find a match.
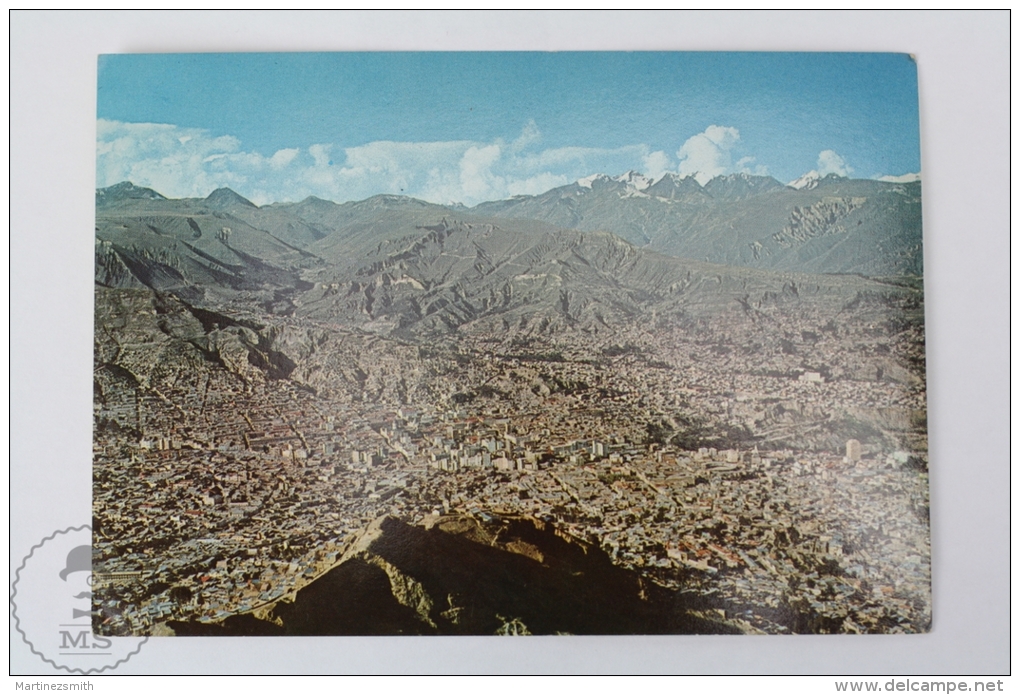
[92,170,930,638]
[473,171,922,276]
[97,170,923,280]
[95,176,914,341]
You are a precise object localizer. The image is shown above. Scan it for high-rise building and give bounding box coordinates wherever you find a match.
[846,439,862,462]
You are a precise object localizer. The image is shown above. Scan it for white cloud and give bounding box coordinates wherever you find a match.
[506,172,571,197]
[511,144,648,173]
[734,155,769,177]
[787,150,854,187]
[97,119,792,205]
[510,119,541,153]
[676,125,741,185]
[308,143,333,168]
[269,148,299,169]
[458,144,503,202]
[642,150,672,179]
[96,120,247,199]
[816,149,853,177]
[877,172,921,183]
[96,119,672,206]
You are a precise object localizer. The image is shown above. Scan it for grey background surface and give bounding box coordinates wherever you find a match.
[10,11,1010,674]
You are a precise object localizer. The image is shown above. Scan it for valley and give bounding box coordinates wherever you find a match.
[91,176,930,636]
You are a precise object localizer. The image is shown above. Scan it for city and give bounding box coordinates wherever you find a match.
[92,262,930,634]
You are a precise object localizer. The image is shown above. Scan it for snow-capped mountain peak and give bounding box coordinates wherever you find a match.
[613,170,653,191]
[788,171,850,190]
[576,173,612,189]
[787,170,822,190]
[877,172,921,184]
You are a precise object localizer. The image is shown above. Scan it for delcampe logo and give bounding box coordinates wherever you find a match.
[12,526,147,674]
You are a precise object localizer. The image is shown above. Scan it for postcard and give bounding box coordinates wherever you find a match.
[90,52,929,637]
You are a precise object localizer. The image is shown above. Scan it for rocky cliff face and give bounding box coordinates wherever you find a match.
[772,197,868,246]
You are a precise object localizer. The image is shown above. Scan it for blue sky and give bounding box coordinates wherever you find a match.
[96,52,921,206]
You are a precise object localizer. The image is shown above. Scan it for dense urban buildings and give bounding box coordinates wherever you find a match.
[93,176,929,635]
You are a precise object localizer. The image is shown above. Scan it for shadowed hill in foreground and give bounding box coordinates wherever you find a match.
[168,514,745,636]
